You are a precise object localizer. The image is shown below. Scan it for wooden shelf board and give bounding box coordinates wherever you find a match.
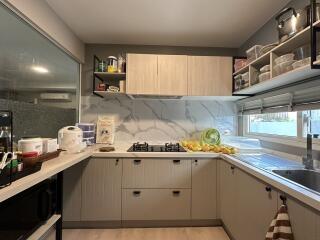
[27,214,61,240]
[272,26,310,54]
[94,72,126,81]
[313,19,320,27]
[250,52,270,69]
[233,65,249,76]
[233,65,320,95]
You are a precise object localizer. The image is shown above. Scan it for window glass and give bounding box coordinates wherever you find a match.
[248,112,298,137]
[303,110,320,135]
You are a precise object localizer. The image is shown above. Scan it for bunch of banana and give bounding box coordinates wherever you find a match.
[181,140,236,154]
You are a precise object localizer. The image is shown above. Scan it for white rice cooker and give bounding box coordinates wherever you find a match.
[58,126,85,152]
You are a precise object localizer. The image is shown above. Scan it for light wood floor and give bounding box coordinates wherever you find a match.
[62,227,230,240]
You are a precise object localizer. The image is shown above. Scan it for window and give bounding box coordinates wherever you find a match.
[248,112,298,137]
[245,109,320,141]
[303,110,320,136]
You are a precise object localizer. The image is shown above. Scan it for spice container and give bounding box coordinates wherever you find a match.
[97,60,106,72]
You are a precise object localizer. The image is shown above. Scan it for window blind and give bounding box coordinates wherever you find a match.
[237,78,320,115]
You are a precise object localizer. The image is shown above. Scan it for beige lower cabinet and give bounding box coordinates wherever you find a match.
[317,212,320,239]
[280,195,318,240]
[219,159,278,240]
[191,159,217,219]
[122,189,191,220]
[63,162,84,221]
[234,168,278,240]
[219,160,237,235]
[122,158,191,189]
[81,158,122,221]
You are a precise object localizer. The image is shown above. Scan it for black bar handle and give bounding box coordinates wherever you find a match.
[280,195,287,205]
[173,159,181,164]
[133,159,141,164]
[172,190,181,196]
[230,166,235,170]
[133,191,141,196]
[265,186,272,192]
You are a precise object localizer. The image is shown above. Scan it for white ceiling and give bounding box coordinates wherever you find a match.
[46,0,290,48]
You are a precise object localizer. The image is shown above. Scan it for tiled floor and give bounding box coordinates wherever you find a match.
[62,227,230,240]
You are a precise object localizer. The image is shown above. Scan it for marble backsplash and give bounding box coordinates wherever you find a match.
[81,95,237,142]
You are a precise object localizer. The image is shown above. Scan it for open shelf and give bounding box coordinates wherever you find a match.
[27,214,61,240]
[233,22,320,95]
[234,64,320,95]
[94,72,126,81]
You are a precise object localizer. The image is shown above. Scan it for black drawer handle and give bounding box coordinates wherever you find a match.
[265,186,272,192]
[133,159,141,164]
[173,160,181,164]
[172,190,180,196]
[230,166,235,170]
[133,191,141,196]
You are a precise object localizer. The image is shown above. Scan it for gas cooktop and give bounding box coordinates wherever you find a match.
[127,142,186,152]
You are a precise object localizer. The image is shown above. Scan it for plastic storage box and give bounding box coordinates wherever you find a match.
[246,45,263,63]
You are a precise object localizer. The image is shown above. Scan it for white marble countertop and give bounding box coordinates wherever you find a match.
[0,147,94,203]
[0,142,319,213]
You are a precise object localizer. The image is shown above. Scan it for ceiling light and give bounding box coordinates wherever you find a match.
[31,65,49,74]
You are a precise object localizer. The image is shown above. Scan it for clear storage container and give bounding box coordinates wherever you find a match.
[246,45,263,63]
[259,72,271,82]
[274,53,295,65]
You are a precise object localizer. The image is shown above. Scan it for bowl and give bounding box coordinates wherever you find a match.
[260,65,270,73]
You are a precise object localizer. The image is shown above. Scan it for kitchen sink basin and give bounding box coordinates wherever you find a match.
[272,169,320,193]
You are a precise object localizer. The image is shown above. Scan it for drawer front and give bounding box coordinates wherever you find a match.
[122,159,191,188]
[122,189,191,220]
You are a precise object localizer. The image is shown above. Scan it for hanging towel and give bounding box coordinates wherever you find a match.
[265,204,294,240]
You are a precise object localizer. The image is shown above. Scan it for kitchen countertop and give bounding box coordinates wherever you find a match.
[0,142,319,212]
[0,147,94,203]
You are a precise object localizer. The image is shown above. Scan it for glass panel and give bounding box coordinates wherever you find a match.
[0,3,79,143]
[303,109,320,135]
[248,112,298,137]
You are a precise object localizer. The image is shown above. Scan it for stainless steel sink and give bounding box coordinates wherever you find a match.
[272,169,320,193]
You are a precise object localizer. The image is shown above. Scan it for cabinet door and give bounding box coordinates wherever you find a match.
[63,161,83,221]
[234,169,278,240]
[158,55,188,96]
[122,189,191,220]
[280,195,317,240]
[316,212,320,239]
[219,160,237,235]
[126,54,158,95]
[81,158,122,221]
[191,159,217,219]
[187,56,232,96]
[122,159,191,189]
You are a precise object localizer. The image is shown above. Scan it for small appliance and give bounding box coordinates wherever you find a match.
[58,126,85,152]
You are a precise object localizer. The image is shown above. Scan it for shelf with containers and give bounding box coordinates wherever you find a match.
[93,55,127,98]
[233,2,320,96]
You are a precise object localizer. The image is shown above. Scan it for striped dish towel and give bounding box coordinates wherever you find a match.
[265,204,294,240]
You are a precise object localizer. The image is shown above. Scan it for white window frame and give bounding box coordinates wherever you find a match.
[243,111,320,150]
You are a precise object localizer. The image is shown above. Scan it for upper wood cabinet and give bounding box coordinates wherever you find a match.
[158,55,188,96]
[126,54,159,95]
[126,54,232,96]
[187,56,232,96]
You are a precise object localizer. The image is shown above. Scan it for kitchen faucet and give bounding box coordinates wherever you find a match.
[302,134,319,170]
